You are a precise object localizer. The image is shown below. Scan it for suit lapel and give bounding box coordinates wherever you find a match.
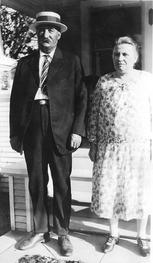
[47,48,64,82]
[27,48,63,88]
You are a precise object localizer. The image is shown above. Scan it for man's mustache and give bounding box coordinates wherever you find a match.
[41,38,52,43]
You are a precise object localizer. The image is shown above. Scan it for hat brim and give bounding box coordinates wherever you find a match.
[30,21,68,33]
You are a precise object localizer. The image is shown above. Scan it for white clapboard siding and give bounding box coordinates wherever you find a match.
[15,210,26,216]
[15,216,27,223]
[7,175,33,231]
[0,174,9,192]
[0,94,23,192]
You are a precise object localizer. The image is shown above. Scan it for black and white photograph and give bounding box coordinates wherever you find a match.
[0,1,152,263]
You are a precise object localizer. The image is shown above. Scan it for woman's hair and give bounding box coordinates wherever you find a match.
[114,36,139,56]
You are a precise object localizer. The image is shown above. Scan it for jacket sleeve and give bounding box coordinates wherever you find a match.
[9,59,24,139]
[72,55,87,137]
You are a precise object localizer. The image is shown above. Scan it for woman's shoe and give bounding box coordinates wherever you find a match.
[137,238,150,257]
[102,235,119,253]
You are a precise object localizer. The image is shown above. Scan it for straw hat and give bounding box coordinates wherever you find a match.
[30,11,67,33]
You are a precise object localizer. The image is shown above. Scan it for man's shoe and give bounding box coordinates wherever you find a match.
[102,235,119,253]
[17,232,44,250]
[137,238,150,257]
[58,235,73,256]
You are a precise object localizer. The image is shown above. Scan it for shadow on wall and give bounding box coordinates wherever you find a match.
[0,192,10,236]
[81,75,99,148]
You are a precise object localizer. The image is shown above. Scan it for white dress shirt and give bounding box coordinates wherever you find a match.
[34,48,56,100]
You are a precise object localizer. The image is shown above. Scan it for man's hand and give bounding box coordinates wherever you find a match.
[71,134,82,149]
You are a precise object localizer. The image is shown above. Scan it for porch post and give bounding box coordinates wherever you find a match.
[142,1,153,73]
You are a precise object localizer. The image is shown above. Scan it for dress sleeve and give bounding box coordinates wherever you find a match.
[87,78,102,143]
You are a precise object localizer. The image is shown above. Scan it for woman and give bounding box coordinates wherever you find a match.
[87,36,152,256]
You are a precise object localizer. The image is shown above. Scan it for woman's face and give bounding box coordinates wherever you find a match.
[113,43,138,74]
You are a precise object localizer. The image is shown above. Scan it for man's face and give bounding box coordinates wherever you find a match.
[37,24,61,53]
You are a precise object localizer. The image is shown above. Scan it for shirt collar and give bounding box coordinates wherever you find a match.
[39,47,56,60]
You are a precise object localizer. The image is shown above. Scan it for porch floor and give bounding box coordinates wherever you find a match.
[0,215,151,263]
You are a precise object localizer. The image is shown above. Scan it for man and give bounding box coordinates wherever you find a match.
[10,11,87,256]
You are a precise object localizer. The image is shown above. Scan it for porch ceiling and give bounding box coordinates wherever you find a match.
[1,0,79,17]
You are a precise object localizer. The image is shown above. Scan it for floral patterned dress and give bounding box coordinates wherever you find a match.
[87,70,153,220]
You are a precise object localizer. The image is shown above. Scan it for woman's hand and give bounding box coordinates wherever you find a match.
[89,142,97,162]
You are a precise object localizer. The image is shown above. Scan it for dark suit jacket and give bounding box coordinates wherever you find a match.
[9,48,87,154]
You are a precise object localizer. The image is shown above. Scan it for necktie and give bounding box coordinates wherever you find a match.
[40,55,50,94]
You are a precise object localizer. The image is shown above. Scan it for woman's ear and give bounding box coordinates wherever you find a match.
[133,47,139,64]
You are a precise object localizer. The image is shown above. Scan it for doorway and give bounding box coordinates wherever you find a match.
[90,5,142,77]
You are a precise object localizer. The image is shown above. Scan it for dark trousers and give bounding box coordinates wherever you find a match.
[23,101,72,235]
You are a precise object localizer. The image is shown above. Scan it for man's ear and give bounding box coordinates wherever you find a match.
[58,32,61,40]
